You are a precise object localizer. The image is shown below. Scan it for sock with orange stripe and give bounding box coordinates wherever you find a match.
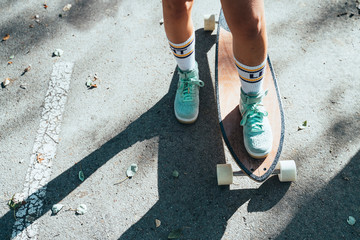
[234,58,266,94]
[168,32,195,71]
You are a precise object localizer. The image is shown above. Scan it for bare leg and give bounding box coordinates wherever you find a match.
[162,0,194,43]
[162,0,204,124]
[220,0,267,66]
[221,0,272,158]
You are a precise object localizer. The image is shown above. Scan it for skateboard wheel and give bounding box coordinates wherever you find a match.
[277,160,297,182]
[217,164,233,185]
[204,14,216,31]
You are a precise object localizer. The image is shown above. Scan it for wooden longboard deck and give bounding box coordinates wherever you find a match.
[216,11,285,182]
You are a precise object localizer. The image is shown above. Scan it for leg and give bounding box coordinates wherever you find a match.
[162,0,196,71]
[221,0,272,158]
[162,0,204,124]
[162,0,194,44]
[221,0,267,66]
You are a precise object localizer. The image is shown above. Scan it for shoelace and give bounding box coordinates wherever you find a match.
[240,90,268,133]
[178,71,204,102]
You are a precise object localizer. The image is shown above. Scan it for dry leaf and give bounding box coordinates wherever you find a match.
[76,204,87,215]
[86,74,99,89]
[36,153,44,163]
[43,4,48,9]
[51,204,64,214]
[2,78,11,87]
[2,34,10,41]
[155,219,161,228]
[7,61,13,65]
[24,65,31,72]
[348,216,356,225]
[53,49,64,57]
[63,4,72,11]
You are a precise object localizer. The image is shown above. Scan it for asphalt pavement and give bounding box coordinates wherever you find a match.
[1,0,360,239]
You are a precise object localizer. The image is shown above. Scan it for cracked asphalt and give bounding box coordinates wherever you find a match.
[1,0,360,239]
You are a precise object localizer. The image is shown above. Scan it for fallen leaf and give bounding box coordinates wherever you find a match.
[29,24,34,28]
[2,34,10,41]
[347,216,356,225]
[86,74,99,89]
[53,49,64,57]
[172,170,179,178]
[126,163,138,178]
[155,219,161,228]
[24,65,31,73]
[9,55,15,59]
[63,4,72,11]
[2,78,11,87]
[8,193,26,210]
[43,4,48,9]
[51,204,64,214]
[36,153,44,163]
[76,204,87,215]
[168,229,182,239]
[79,170,85,182]
[114,163,139,185]
[298,120,308,131]
[7,61,13,65]
[86,79,96,88]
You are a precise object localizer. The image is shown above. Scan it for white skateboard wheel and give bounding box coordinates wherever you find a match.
[204,14,216,31]
[217,164,233,185]
[277,160,297,182]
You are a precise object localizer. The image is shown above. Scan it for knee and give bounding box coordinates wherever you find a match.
[163,0,193,20]
[231,13,264,40]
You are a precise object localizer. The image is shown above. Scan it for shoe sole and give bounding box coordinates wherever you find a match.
[248,152,269,159]
[244,139,272,159]
[175,111,198,124]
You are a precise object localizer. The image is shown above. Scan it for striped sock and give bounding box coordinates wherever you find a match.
[234,58,266,94]
[168,32,195,71]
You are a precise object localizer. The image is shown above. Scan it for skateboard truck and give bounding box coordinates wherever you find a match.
[217,160,297,185]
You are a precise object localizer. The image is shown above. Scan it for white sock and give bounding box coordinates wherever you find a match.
[234,58,266,94]
[168,32,195,71]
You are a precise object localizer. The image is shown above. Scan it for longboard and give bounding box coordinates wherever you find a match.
[215,10,296,184]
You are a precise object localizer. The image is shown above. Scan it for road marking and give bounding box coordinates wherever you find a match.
[12,62,74,240]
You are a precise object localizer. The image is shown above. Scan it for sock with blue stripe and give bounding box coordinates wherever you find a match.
[234,58,266,94]
[168,32,195,71]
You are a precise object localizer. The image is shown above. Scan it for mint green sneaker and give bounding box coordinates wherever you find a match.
[239,89,272,158]
[174,63,204,124]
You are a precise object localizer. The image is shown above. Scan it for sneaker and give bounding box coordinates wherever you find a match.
[174,62,204,124]
[239,89,272,158]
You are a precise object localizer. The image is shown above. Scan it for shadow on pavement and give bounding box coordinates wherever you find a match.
[117,29,290,239]
[0,0,122,58]
[275,97,360,239]
[66,0,121,29]
[276,149,360,239]
[0,29,290,239]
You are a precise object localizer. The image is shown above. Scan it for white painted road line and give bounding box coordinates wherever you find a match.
[12,62,74,240]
